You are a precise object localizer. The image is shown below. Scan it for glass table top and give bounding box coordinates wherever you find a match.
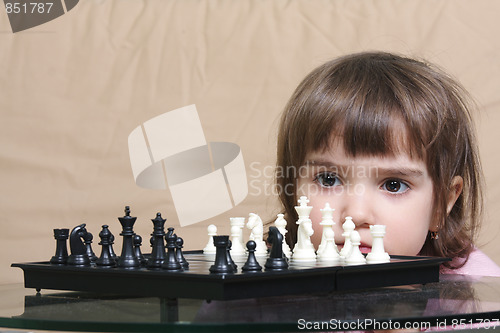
[1,274,500,332]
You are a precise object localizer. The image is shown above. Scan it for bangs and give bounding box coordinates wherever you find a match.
[304,53,435,162]
[323,106,426,161]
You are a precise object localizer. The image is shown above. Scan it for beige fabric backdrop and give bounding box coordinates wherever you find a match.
[1,0,500,284]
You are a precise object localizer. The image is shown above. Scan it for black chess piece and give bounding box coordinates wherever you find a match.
[226,240,237,271]
[108,232,117,259]
[175,237,189,269]
[148,212,167,269]
[242,240,262,272]
[117,206,140,268]
[83,231,98,262]
[209,235,234,274]
[162,229,182,271]
[96,225,116,267]
[133,234,147,266]
[264,226,289,271]
[67,224,91,266]
[50,228,69,265]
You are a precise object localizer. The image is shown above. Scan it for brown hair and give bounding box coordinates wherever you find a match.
[276,51,482,267]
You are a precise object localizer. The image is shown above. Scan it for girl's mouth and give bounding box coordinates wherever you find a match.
[359,246,372,254]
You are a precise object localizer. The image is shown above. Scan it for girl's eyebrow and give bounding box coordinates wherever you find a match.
[305,160,424,178]
[376,167,424,178]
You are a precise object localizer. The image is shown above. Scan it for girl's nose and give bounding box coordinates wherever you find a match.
[340,188,375,228]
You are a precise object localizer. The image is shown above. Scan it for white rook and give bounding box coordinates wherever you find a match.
[366,225,391,264]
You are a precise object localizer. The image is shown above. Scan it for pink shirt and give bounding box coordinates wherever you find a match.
[440,248,500,277]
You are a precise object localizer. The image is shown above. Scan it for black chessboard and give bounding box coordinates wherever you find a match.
[12,252,448,301]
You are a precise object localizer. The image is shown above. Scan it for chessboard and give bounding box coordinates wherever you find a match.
[12,205,450,301]
[12,253,448,301]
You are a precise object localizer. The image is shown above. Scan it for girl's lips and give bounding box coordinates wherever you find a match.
[359,246,372,254]
[336,244,372,253]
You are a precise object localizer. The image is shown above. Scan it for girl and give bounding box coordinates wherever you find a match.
[276,51,500,276]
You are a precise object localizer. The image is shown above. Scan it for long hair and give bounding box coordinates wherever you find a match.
[276,52,482,268]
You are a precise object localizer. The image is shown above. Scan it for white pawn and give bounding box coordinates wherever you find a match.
[292,196,316,261]
[317,203,336,256]
[203,224,217,254]
[247,213,267,256]
[366,225,391,264]
[339,216,355,259]
[345,230,366,265]
[230,217,246,249]
[230,225,246,256]
[274,213,292,258]
[317,227,341,263]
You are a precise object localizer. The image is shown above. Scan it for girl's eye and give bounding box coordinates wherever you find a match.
[314,172,341,188]
[382,179,409,194]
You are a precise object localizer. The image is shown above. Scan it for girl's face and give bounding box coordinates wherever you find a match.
[296,140,435,256]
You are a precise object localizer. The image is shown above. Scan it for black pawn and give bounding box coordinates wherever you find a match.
[50,228,69,265]
[67,224,91,266]
[209,235,234,274]
[242,240,262,272]
[226,240,237,271]
[96,225,116,267]
[117,206,140,268]
[148,212,167,269]
[162,229,182,271]
[83,232,98,263]
[265,226,288,271]
[134,234,147,265]
[175,237,189,269]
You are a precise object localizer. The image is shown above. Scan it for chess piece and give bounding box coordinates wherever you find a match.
[230,217,246,249]
[226,240,237,271]
[246,213,267,256]
[317,203,336,257]
[203,224,217,254]
[50,228,69,265]
[162,228,182,271]
[366,225,391,264]
[175,237,189,269]
[242,240,262,272]
[340,216,355,259]
[317,227,341,263]
[292,196,316,261]
[134,234,147,265]
[345,231,367,265]
[148,212,167,269]
[265,227,289,270]
[108,232,117,259]
[83,231,98,263]
[230,225,246,256]
[67,224,91,266]
[96,225,117,267]
[273,213,291,258]
[117,206,140,268]
[209,235,234,274]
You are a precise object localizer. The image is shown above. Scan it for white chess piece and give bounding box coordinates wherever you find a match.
[230,217,246,249]
[292,196,316,261]
[230,225,246,256]
[317,203,337,256]
[274,213,292,258]
[339,216,355,259]
[317,227,341,263]
[246,213,267,256]
[203,224,217,254]
[366,225,391,264]
[345,230,367,265]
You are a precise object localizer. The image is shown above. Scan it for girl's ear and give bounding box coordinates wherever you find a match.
[446,176,463,215]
